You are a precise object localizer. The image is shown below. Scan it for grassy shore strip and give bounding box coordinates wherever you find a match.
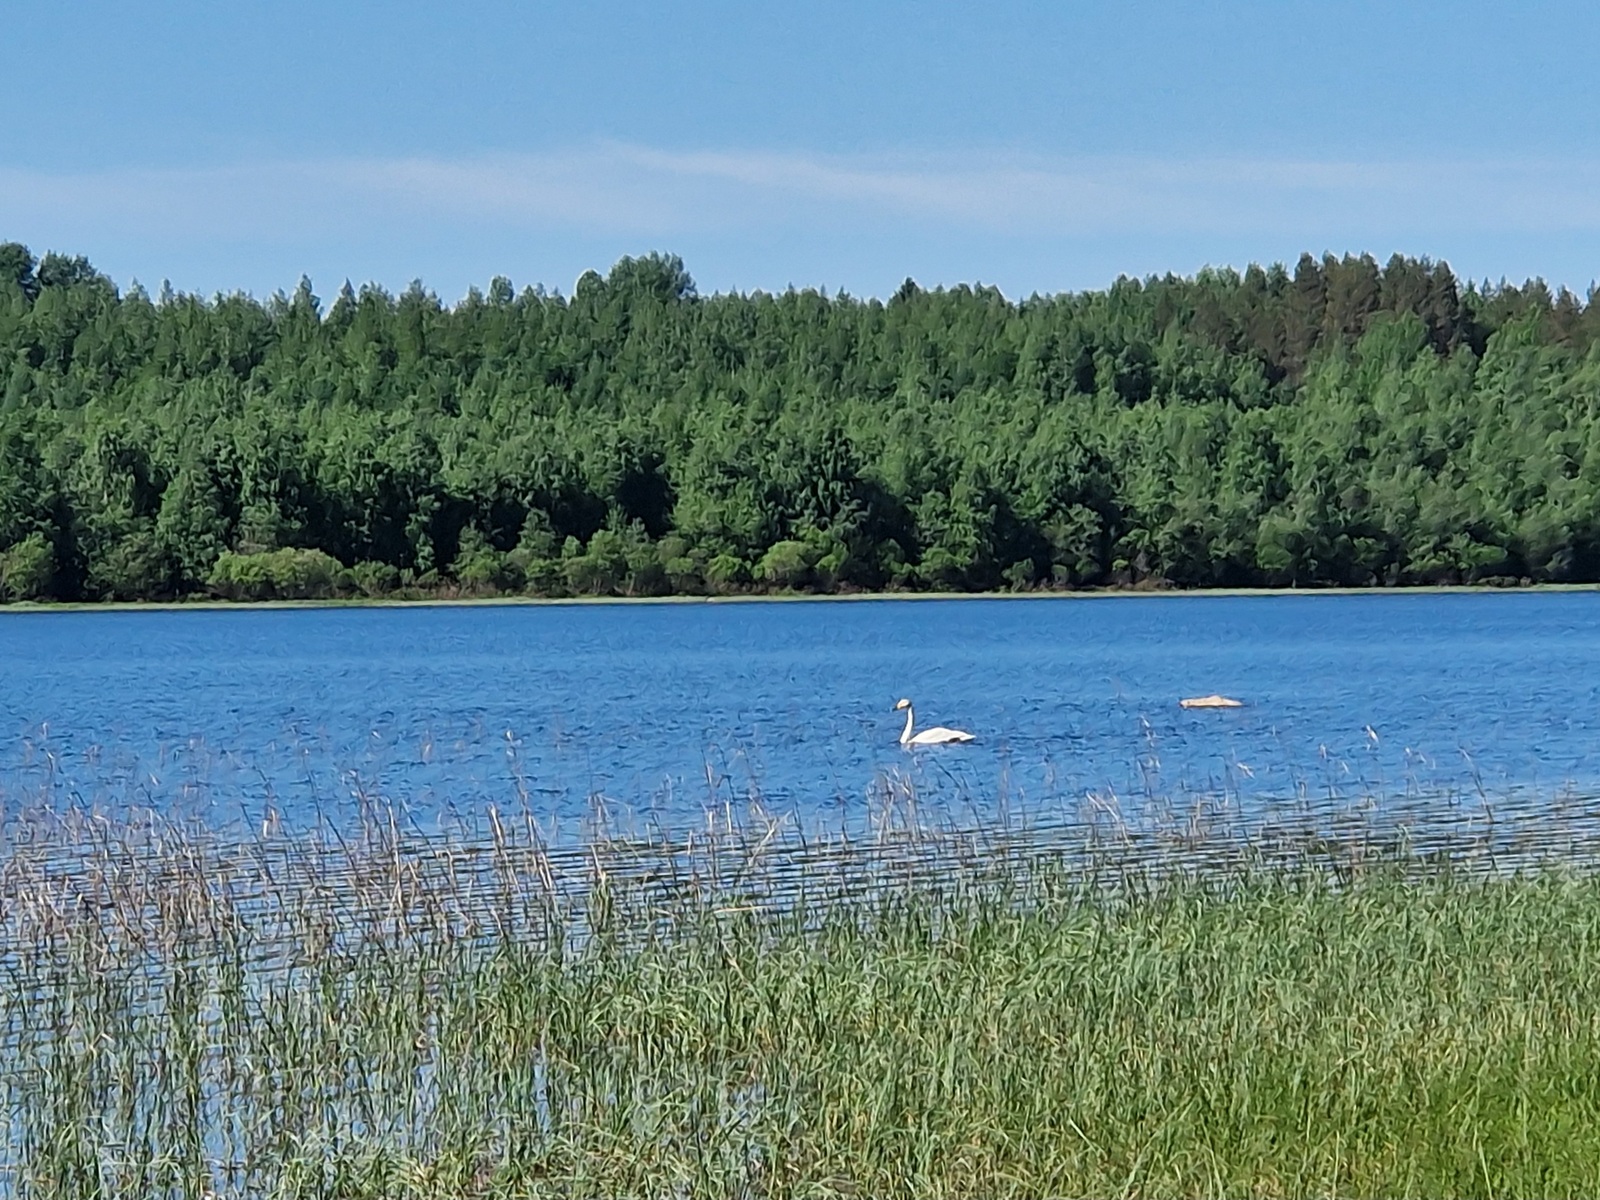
[6,809,1600,1197]
[1,578,1599,614]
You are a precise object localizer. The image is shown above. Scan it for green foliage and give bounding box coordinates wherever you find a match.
[452,526,522,593]
[562,529,628,595]
[348,560,401,597]
[208,548,342,601]
[705,553,750,592]
[0,533,53,600]
[3,244,1600,601]
[756,538,814,588]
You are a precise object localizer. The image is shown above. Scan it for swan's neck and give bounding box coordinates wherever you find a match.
[900,706,915,745]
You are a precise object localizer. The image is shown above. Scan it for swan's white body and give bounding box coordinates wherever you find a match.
[1179,694,1243,709]
[895,699,974,746]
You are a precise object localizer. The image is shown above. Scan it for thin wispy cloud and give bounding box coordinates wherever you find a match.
[5,144,1600,247]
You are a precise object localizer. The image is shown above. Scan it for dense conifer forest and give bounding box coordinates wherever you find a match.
[1,241,1598,602]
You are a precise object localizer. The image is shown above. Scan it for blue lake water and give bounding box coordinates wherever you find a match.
[0,592,1597,841]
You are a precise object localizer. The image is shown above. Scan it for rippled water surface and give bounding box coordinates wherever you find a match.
[1,592,1597,837]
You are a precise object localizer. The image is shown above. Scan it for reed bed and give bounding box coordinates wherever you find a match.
[3,783,1600,1198]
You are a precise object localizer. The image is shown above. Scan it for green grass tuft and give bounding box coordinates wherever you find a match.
[5,812,1600,1197]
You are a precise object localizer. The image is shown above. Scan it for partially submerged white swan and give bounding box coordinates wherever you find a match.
[1180,694,1243,709]
[895,698,975,746]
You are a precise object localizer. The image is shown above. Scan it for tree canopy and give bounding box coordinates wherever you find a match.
[1,242,1597,602]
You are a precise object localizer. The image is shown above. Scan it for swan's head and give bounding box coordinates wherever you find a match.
[894,698,912,711]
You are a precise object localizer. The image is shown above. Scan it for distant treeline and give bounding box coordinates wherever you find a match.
[1,241,1599,602]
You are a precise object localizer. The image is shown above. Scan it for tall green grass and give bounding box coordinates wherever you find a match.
[4,807,1600,1197]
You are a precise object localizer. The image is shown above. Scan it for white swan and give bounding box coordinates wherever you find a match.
[1179,694,1243,709]
[895,698,975,746]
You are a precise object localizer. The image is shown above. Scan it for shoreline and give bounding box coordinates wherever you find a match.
[1,579,1599,614]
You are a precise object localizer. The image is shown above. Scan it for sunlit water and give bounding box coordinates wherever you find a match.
[0,591,1597,840]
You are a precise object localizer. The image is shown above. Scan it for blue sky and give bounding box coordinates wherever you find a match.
[4,1,1598,302]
